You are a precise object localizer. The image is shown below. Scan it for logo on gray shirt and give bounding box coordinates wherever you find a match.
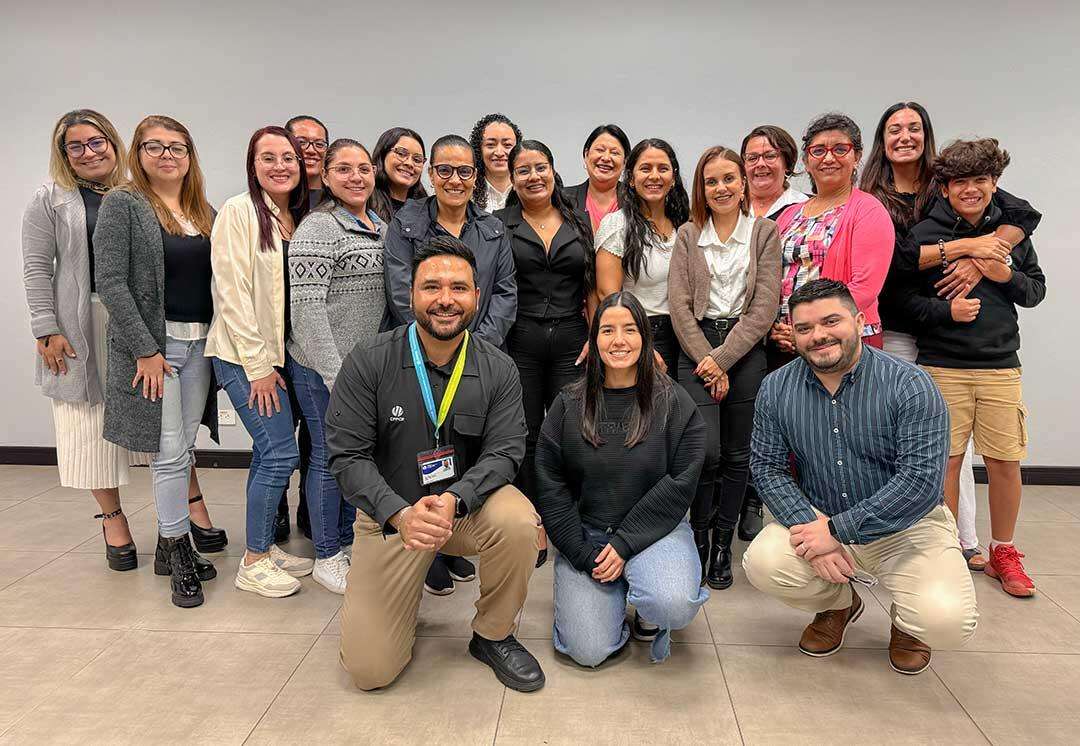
[390,405,405,422]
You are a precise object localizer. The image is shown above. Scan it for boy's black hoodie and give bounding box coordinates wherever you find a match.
[894,197,1045,369]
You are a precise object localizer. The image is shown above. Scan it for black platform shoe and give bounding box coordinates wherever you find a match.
[188,495,228,553]
[155,533,217,581]
[94,508,138,572]
[158,534,204,608]
[693,528,711,586]
[706,527,734,590]
[737,490,765,542]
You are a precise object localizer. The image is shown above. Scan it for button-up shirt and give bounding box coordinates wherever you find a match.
[750,344,948,545]
[326,325,526,531]
[698,212,753,319]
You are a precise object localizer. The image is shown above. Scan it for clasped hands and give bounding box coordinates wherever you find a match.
[391,493,457,551]
[790,516,855,584]
[695,356,729,402]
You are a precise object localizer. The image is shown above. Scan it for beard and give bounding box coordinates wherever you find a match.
[416,303,475,341]
[799,333,860,374]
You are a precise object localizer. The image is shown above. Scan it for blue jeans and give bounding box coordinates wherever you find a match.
[552,521,708,665]
[285,356,354,559]
[213,357,300,554]
[152,337,212,538]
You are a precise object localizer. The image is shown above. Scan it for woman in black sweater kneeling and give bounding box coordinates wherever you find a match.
[535,291,708,667]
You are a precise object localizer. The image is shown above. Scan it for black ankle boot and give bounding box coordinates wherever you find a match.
[188,496,228,553]
[693,528,711,586]
[95,508,138,572]
[158,535,204,608]
[155,533,217,581]
[274,495,291,544]
[707,527,734,590]
[737,492,764,542]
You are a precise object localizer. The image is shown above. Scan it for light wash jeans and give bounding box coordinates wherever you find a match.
[883,330,979,549]
[553,521,709,666]
[152,337,211,538]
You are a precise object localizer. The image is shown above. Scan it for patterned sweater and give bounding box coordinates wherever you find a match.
[287,206,386,390]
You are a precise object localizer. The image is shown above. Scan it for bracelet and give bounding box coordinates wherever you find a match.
[938,239,949,268]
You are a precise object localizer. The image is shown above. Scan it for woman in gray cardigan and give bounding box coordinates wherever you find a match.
[94,115,224,608]
[286,138,386,594]
[668,146,781,590]
[21,109,222,573]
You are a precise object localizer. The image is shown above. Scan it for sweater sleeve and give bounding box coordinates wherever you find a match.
[667,224,712,364]
[999,239,1046,309]
[534,394,601,572]
[845,197,894,318]
[610,391,705,560]
[289,216,342,389]
[714,220,782,371]
[994,188,1042,238]
[21,187,62,338]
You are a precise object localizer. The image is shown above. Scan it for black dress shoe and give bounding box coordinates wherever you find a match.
[630,610,660,642]
[297,490,312,540]
[693,528,710,586]
[155,533,217,581]
[707,527,734,590]
[535,549,548,568]
[95,508,138,572]
[274,498,291,544]
[424,555,455,595]
[158,534,204,608]
[737,492,765,542]
[188,496,228,553]
[469,633,545,692]
[443,555,476,582]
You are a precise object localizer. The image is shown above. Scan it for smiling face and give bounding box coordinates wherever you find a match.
[323,146,374,214]
[596,305,642,375]
[742,135,787,201]
[884,108,925,166]
[584,132,625,189]
[630,147,675,207]
[64,123,117,183]
[792,297,864,374]
[289,119,328,182]
[384,135,424,192]
[412,255,479,341]
[254,134,301,198]
[430,144,476,210]
[943,175,997,225]
[511,148,554,209]
[138,126,190,187]
[481,122,516,177]
[703,156,745,219]
[805,130,859,194]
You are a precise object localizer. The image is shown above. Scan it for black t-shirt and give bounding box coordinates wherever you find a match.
[308,189,323,211]
[390,196,406,213]
[79,187,103,292]
[161,228,213,323]
[282,239,291,342]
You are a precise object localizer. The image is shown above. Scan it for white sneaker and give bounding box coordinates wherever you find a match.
[235,556,301,598]
[313,551,350,595]
[269,544,314,577]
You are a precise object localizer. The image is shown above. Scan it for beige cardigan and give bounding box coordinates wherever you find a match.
[205,191,287,381]
[668,217,781,371]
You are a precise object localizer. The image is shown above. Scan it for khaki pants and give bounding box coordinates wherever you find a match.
[340,485,540,690]
[742,505,978,649]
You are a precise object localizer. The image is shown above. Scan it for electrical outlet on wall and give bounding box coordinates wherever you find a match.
[218,409,236,426]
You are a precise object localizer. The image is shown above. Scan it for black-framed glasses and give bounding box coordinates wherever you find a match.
[141,141,190,159]
[329,164,376,178]
[807,143,855,160]
[432,164,476,181]
[391,146,425,166]
[64,137,110,158]
[297,138,328,152]
[743,150,781,166]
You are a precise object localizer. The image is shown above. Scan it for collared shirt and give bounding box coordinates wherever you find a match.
[750,344,949,545]
[697,212,754,319]
[326,325,526,531]
[595,209,676,316]
[750,186,808,220]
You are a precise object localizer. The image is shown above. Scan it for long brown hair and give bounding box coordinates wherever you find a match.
[859,102,937,229]
[690,146,749,228]
[246,126,309,251]
[48,109,126,191]
[125,115,213,236]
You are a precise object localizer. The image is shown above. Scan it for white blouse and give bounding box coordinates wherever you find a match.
[484,181,512,212]
[750,186,808,219]
[698,212,754,319]
[595,209,676,316]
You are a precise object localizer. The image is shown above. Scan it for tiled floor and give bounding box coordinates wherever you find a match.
[1,464,1078,745]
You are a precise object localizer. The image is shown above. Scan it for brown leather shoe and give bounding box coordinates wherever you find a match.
[798,589,864,657]
[889,625,931,675]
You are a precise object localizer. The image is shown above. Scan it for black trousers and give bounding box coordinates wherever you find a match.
[508,314,589,502]
[648,314,681,379]
[680,320,767,531]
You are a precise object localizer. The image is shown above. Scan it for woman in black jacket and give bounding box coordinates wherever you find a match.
[563,124,632,232]
[535,291,708,668]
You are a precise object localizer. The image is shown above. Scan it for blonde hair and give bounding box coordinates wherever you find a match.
[48,109,127,191]
[124,115,214,236]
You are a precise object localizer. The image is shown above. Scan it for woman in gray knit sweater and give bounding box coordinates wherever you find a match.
[285,138,386,594]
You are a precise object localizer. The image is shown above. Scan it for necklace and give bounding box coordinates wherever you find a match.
[75,177,109,194]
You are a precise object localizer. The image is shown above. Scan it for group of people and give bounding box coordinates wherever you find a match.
[22,102,1045,692]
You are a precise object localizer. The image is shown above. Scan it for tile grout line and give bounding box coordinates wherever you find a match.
[241,633,322,745]
[927,664,994,745]
[490,686,508,746]
[710,643,746,745]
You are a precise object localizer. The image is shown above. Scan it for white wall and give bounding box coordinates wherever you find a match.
[3,0,1078,462]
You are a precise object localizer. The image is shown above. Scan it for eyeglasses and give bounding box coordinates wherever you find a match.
[432,164,476,181]
[64,137,110,158]
[743,150,781,166]
[391,146,425,166]
[807,143,855,160]
[296,138,328,152]
[258,153,299,167]
[329,164,375,178]
[513,163,551,179]
[141,141,189,159]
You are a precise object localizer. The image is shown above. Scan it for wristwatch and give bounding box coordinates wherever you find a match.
[827,518,839,539]
[454,496,469,518]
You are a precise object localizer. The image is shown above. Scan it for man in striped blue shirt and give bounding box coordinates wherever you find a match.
[743,279,977,675]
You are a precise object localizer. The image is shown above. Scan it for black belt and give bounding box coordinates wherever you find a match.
[698,317,739,333]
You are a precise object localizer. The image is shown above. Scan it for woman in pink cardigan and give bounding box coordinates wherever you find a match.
[769,113,894,366]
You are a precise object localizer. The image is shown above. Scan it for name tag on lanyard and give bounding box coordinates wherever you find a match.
[408,323,469,487]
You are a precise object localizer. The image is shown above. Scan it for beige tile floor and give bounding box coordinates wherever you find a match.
[0,464,1078,745]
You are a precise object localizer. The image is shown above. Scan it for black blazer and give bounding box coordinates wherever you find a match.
[563,181,589,214]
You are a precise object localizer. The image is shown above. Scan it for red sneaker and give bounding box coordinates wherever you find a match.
[985,544,1036,598]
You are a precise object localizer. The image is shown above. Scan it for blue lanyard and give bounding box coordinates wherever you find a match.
[407,323,469,445]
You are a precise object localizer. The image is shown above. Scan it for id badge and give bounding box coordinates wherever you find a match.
[417,446,456,486]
